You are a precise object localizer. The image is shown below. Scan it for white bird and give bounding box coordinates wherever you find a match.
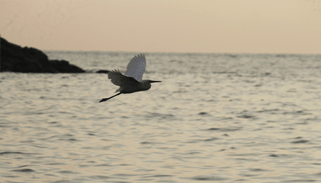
[99,54,161,103]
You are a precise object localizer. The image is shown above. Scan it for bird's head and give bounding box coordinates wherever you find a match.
[140,80,161,91]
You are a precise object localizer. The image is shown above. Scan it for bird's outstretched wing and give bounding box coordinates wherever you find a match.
[125,54,146,81]
[108,69,139,86]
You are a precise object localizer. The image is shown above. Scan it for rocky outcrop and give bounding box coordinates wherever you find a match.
[96,69,109,73]
[0,37,85,73]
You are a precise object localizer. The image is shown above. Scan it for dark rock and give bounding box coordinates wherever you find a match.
[0,37,85,73]
[49,59,85,73]
[96,69,109,73]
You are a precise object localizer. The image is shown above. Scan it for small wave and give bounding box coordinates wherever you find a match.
[90,175,111,179]
[207,127,242,132]
[12,168,34,172]
[198,112,210,115]
[237,114,256,119]
[203,137,220,142]
[145,112,176,120]
[269,154,292,158]
[190,175,228,181]
[292,140,309,144]
[0,151,26,155]
[283,179,317,182]
[95,163,112,167]
[188,137,220,143]
[46,162,66,165]
[58,170,78,174]
[146,174,173,178]
[249,168,268,172]
[284,110,311,115]
[257,109,280,113]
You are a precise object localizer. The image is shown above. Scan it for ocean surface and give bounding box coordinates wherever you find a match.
[1,52,321,183]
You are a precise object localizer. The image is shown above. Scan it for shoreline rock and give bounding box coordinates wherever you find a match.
[0,37,85,73]
[96,69,109,73]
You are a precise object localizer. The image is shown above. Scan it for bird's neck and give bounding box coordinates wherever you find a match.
[140,80,151,90]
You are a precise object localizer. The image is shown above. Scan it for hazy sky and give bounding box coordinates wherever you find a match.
[1,0,321,53]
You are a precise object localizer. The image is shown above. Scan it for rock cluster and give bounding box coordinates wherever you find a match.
[0,37,85,73]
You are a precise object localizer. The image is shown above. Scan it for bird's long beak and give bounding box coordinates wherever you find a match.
[150,80,162,83]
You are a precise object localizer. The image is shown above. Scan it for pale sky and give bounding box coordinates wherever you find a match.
[1,0,321,53]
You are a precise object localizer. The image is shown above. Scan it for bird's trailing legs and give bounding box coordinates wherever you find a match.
[99,93,122,103]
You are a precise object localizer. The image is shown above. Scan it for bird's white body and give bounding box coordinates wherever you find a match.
[99,54,161,102]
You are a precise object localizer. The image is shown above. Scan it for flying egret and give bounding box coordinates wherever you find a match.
[99,54,161,103]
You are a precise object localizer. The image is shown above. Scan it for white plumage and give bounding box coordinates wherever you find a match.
[125,53,146,82]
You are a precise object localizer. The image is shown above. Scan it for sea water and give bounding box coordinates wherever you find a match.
[1,52,321,182]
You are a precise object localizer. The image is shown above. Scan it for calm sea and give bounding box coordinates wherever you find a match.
[1,52,321,183]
